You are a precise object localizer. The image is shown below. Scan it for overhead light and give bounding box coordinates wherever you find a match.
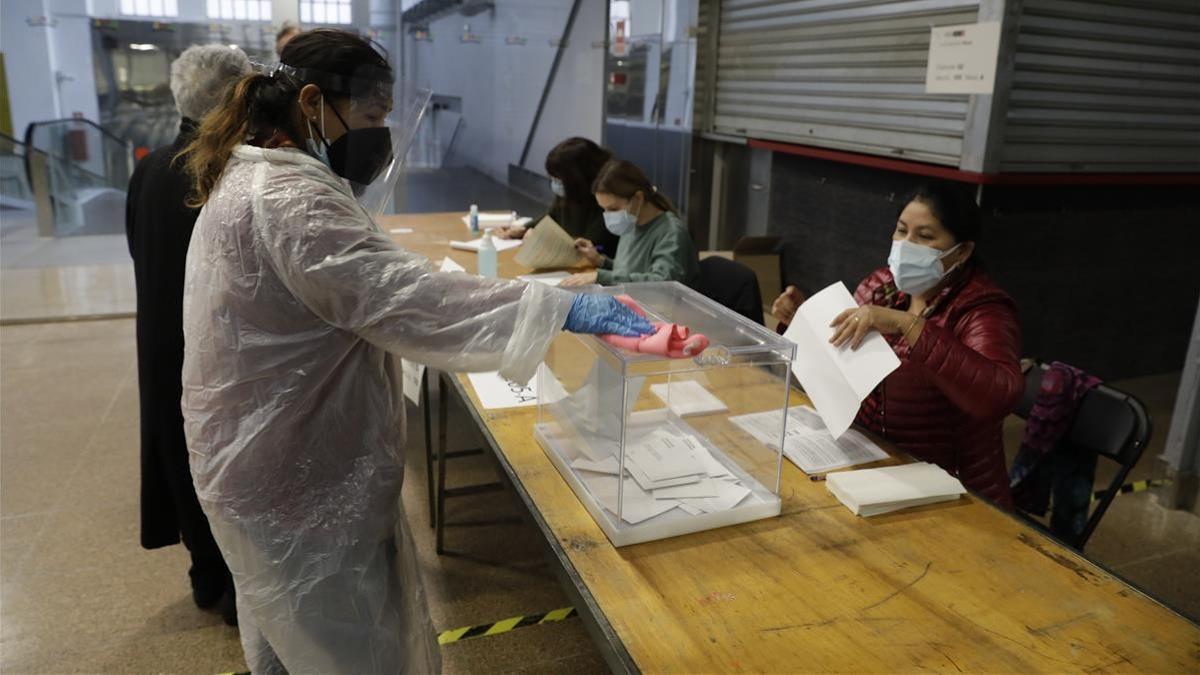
[129,43,157,51]
[229,44,239,49]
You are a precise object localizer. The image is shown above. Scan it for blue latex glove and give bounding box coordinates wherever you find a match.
[563,294,655,337]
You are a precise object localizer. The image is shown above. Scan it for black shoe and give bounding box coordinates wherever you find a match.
[218,585,239,628]
[190,561,232,610]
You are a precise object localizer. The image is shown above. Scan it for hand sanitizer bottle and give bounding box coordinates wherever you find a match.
[469,204,480,234]
[478,228,498,278]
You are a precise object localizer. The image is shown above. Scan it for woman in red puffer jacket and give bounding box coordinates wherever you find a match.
[773,183,1022,508]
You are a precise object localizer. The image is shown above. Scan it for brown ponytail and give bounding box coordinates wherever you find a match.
[591,158,677,215]
[178,73,274,208]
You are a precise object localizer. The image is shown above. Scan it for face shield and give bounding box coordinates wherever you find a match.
[269,63,432,217]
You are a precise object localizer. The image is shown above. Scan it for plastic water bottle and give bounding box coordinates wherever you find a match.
[469,204,480,234]
[478,228,498,278]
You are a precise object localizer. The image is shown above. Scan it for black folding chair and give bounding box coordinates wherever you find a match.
[698,256,764,325]
[1013,360,1152,550]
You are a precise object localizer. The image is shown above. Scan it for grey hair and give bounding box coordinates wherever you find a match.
[170,44,252,121]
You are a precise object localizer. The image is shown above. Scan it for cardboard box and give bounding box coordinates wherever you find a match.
[699,236,783,312]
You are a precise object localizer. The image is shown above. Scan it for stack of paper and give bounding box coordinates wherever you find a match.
[439,257,466,273]
[729,406,888,474]
[450,237,523,253]
[461,212,533,229]
[568,427,752,524]
[514,216,581,269]
[782,282,900,438]
[649,380,729,417]
[826,462,965,517]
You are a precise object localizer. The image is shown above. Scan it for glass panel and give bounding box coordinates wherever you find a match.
[314,3,326,24]
[300,4,311,23]
[135,0,150,16]
[207,0,218,19]
[234,0,246,20]
[248,1,259,21]
[261,1,272,21]
[121,0,134,15]
[149,0,163,16]
[339,4,351,24]
[165,0,178,16]
[222,0,234,18]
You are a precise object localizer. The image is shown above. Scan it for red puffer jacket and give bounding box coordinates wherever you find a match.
[854,265,1023,509]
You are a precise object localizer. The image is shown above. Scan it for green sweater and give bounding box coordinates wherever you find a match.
[596,211,701,288]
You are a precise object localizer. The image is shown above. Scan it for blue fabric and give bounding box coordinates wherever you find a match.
[562,294,655,337]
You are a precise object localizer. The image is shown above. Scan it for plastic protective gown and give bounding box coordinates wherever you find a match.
[181,146,574,673]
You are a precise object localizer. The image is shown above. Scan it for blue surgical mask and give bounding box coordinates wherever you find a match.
[305,95,331,169]
[887,239,961,295]
[549,178,565,197]
[603,207,637,236]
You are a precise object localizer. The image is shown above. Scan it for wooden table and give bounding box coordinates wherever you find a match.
[382,212,1200,673]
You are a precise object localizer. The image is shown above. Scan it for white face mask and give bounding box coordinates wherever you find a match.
[549,178,565,197]
[603,196,640,236]
[887,239,961,295]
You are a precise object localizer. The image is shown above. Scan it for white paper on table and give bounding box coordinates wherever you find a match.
[389,227,414,234]
[649,380,729,417]
[513,216,582,269]
[729,407,889,474]
[462,213,532,229]
[517,271,571,287]
[450,237,523,253]
[571,456,620,475]
[783,282,900,438]
[653,476,719,500]
[400,358,425,405]
[826,462,965,516]
[582,475,679,525]
[466,364,566,409]
[439,257,466,273]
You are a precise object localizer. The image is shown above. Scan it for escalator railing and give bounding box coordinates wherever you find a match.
[23,118,134,236]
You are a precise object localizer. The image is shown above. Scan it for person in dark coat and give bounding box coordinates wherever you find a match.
[125,44,251,626]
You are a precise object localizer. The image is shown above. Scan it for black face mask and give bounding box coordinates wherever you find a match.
[316,102,394,188]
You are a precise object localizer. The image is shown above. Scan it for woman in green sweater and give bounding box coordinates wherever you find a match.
[496,137,620,254]
[562,159,700,288]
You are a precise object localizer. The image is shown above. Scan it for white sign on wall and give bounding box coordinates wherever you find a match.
[924,21,1002,95]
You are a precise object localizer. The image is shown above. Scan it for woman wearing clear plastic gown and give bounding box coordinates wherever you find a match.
[178,30,651,674]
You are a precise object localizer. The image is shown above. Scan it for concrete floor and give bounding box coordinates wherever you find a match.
[1,167,1196,672]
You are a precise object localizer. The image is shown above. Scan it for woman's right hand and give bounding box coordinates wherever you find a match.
[495,226,527,240]
[575,238,602,267]
[771,285,805,324]
[563,294,654,337]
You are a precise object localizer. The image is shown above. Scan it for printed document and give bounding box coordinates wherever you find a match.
[514,216,582,269]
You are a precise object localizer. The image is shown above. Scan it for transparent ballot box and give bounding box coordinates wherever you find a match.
[534,282,795,546]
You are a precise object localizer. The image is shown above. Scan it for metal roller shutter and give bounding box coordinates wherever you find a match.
[712,0,982,166]
[1002,0,1200,172]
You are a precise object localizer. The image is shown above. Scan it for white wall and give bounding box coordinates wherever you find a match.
[48,0,101,124]
[2,0,61,136]
[408,0,605,182]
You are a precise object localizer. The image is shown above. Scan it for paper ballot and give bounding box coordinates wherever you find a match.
[730,406,888,474]
[450,237,523,253]
[467,364,566,409]
[514,216,582,269]
[649,380,729,417]
[517,271,571,287]
[461,212,533,229]
[439,257,466,273]
[783,282,900,438]
[826,462,965,516]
